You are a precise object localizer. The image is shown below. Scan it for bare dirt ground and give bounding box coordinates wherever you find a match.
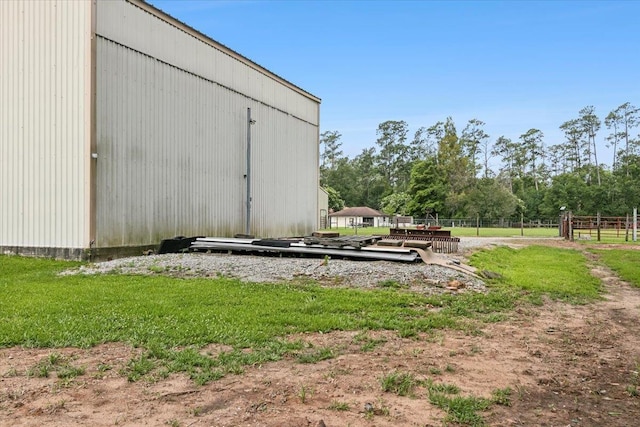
[2,239,640,427]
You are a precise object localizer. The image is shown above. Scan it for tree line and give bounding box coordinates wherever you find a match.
[320,102,640,221]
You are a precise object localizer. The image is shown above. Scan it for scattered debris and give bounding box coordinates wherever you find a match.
[190,236,420,263]
[447,279,465,291]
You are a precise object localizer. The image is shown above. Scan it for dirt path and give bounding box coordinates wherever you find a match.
[2,241,640,426]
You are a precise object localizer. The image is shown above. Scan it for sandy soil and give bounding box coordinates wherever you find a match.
[2,240,640,426]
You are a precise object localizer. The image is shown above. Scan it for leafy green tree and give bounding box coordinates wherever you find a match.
[519,128,544,192]
[607,102,639,176]
[319,130,344,187]
[437,118,473,216]
[612,153,640,211]
[541,165,614,217]
[380,192,412,216]
[352,147,389,208]
[546,144,568,177]
[406,157,447,218]
[323,157,358,207]
[321,104,640,222]
[517,179,547,220]
[578,106,601,184]
[409,126,437,160]
[492,136,517,192]
[460,118,489,177]
[374,120,411,192]
[560,119,586,171]
[320,131,343,171]
[324,185,345,212]
[605,110,623,170]
[464,178,519,221]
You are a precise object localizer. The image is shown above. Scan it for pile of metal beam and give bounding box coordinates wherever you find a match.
[188,236,422,263]
[385,228,460,253]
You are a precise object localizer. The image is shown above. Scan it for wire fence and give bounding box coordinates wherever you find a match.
[414,217,559,229]
[562,214,639,242]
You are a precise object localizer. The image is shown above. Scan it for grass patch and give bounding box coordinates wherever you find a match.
[0,255,470,350]
[380,371,418,396]
[424,378,460,395]
[575,236,640,245]
[298,384,313,403]
[123,355,156,382]
[0,246,603,387]
[130,339,305,385]
[353,331,387,352]
[377,279,407,289]
[446,227,557,238]
[491,387,512,406]
[429,393,491,426]
[25,352,85,381]
[296,346,334,364]
[325,226,558,238]
[470,245,602,302]
[328,400,350,411]
[592,249,640,288]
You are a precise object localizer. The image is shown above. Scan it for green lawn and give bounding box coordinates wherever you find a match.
[591,249,640,287]
[445,227,558,238]
[470,246,602,302]
[0,246,605,383]
[0,256,443,349]
[324,226,559,238]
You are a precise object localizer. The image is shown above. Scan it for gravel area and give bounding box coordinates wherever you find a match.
[63,237,515,295]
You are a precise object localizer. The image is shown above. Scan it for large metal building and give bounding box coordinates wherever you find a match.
[1,0,321,259]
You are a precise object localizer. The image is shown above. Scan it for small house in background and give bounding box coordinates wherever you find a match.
[329,207,390,228]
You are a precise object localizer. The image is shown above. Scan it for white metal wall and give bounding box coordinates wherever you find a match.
[0,1,92,249]
[250,105,319,237]
[94,0,320,246]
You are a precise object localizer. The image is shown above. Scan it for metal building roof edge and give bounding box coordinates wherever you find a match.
[130,0,321,104]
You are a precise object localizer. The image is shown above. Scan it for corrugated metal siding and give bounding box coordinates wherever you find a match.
[0,1,91,248]
[94,0,319,246]
[250,107,319,237]
[96,38,245,245]
[95,37,319,245]
[96,0,319,126]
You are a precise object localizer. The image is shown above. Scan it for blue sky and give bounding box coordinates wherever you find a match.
[149,0,639,169]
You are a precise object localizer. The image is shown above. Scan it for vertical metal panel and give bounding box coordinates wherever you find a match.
[0,1,91,249]
[96,38,245,245]
[95,37,319,244]
[249,104,320,237]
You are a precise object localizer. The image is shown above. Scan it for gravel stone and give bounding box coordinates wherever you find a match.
[63,237,511,295]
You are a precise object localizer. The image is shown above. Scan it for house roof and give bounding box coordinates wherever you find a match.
[329,207,386,217]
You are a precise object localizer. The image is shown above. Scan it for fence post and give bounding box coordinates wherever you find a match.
[626,214,630,242]
[597,212,601,242]
[476,214,479,236]
[634,208,638,242]
[569,211,573,241]
[559,213,563,237]
[520,212,524,237]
